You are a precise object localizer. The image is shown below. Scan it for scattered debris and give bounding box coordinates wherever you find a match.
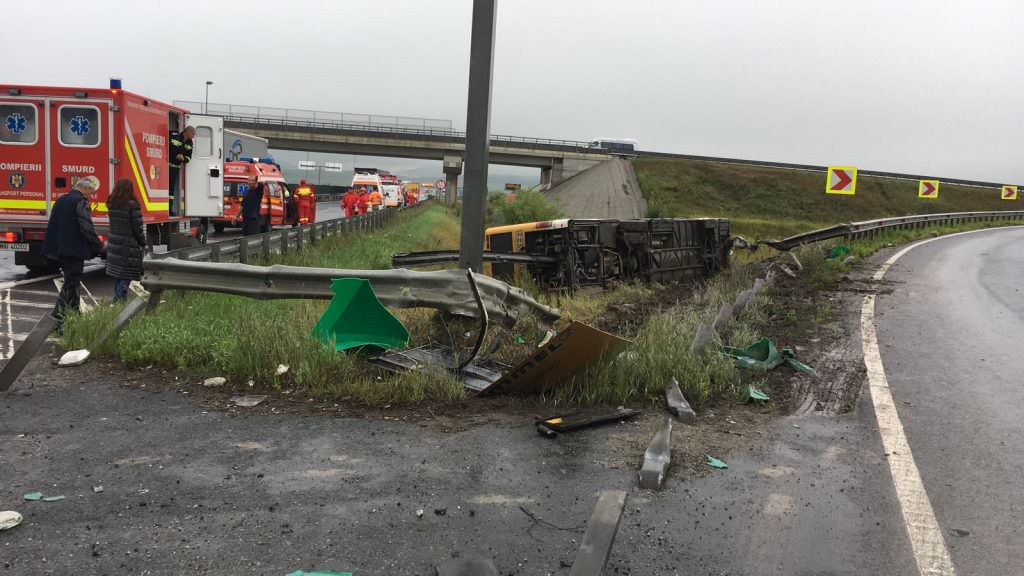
[791,424,801,429]
[57,349,91,367]
[568,490,627,576]
[22,492,42,501]
[689,322,714,355]
[746,385,770,403]
[0,511,22,531]
[949,528,971,537]
[638,417,672,490]
[664,377,696,422]
[518,505,586,533]
[435,557,498,576]
[203,376,227,387]
[723,338,814,372]
[788,251,803,270]
[231,395,267,408]
[827,245,851,260]
[733,289,753,316]
[535,408,640,437]
[433,508,447,516]
[371,345,507,393]
[0,313,60,393]
[42,495,65,502]
[416,509,425,518]
[312,278,410,352]
[843,255,856,265]
[712,302,734,334]
[482,322,629,396]
[514,335,527,345]
[93,486,104,493]
[706,455,728,469]
[276,364,290,376]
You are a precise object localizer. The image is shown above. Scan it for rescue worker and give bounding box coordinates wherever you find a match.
[42,175,105,332]
[356,187,369,215]
[342,187,360,218]
[367,187,383,211]
[240,172,265,236]
[169,126,195,216]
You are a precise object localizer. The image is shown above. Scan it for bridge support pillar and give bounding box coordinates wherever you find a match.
[539,166,553,190]
[443,156,463,206]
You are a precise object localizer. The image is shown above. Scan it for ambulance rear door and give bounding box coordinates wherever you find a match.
[47,96,114,223]
[183,114,224,218]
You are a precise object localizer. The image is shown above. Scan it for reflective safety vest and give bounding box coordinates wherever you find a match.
[169,132,193,168]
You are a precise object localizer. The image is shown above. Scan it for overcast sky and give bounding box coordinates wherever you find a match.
[6,0,1022,183]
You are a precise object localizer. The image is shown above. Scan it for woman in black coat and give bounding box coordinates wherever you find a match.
[105,178,148,302]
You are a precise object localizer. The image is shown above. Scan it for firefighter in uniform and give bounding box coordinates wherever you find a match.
[168,126,195,216]
[356,187,369,215]
[342,187,359,218]
[367,187,383,212]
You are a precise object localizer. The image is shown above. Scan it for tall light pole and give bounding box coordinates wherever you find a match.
[204,81,213,114]
[458,0,497,271]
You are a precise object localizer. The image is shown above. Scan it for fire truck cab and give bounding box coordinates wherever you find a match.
[0,82,225,271]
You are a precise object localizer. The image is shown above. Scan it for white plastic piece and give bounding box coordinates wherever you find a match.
[58,349,91,367]
[0,510,23,531]
[202,376,227,387]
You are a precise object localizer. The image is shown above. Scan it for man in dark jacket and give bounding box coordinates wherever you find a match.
[169,126,194,216]
[43,175,105,329]
[240,172,265,236]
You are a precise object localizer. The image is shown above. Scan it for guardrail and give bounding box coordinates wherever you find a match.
[759,211,1024,251]
[154,208,396,264]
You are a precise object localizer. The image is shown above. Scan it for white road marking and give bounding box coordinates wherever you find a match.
[860,227,1020,576]
[2,290,12,360]
[7,300,55,309]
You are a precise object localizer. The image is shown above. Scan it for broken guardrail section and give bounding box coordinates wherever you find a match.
[141,258,560,329]
[568,490,627,576]
[638,417,672,490]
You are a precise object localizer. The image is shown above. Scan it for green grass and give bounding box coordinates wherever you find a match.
[635,157,1021,240]
[62,203,466,405]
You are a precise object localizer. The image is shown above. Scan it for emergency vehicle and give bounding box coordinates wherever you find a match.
[212,159,315,232]
[0,82,227,271]
[380,171,403,207]
[350,167,383,196]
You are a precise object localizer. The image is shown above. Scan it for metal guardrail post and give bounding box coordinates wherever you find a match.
[309,222,318,244]
[296,226,304,251]
[211,244,221,263]
[262,232,271,260]
[239,238,249,264]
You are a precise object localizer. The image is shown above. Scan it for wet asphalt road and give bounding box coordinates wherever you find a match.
[1,227,1020,574]
[871,226,1024,575]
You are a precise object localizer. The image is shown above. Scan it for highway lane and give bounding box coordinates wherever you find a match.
[871,226,1024,575]
[0,201,345,358]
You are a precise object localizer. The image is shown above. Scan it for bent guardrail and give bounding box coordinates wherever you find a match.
[142,259,561,328]
[758,211,1024,251]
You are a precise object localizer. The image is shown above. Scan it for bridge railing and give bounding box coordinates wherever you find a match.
[174,100,455,130]
[175,100,603,155]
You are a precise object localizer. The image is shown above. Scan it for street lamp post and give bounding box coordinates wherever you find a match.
[204,81,213,114]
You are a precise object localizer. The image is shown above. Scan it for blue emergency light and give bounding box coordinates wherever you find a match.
[109,78,123,89]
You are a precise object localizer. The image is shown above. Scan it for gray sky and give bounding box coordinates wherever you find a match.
[6,0,1022,183]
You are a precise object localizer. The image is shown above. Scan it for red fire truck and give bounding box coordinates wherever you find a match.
[213,160,315,232]
[0,82,226,271]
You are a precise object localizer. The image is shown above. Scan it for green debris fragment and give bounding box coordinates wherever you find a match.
[722,338,814,372]
[792,423,801,429]
[311,278,410,353]
[22,492,43,501]
[706,455,728,469]
[827,245,851,259]
[514,335,527,345]
[42,496,65,502]
[746,385,770,403]
[286,572,352,576]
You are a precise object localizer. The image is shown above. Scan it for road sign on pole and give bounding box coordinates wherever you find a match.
[825,166,857,195]
[918,180,939,199]
[435,178,447,191]
[1001,185,1018,200]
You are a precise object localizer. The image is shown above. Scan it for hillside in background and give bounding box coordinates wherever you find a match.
[634,158,1020,240]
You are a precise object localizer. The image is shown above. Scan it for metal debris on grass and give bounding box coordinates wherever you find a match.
[535,407,640,437]
[706,455,728,469]
[231,395,267,408]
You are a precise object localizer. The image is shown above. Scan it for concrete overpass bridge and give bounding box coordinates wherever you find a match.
[175,101,610,191]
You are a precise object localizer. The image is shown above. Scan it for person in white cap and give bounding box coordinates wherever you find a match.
[42,175,106,331]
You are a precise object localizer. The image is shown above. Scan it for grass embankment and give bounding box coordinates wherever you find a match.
[634,157,1019,240]
[63,203,468,404]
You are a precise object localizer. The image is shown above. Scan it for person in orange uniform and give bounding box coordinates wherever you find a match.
[367,187,383,211]
[356,187,370,215]
[341,187,360,218]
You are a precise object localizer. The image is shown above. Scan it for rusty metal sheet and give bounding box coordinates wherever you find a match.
[480,322,629,396]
